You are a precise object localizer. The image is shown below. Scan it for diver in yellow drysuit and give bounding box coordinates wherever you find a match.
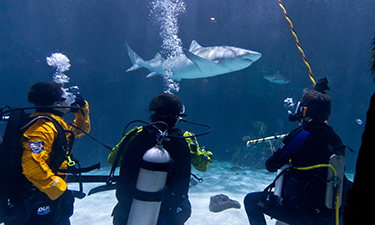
[8,81,90,225]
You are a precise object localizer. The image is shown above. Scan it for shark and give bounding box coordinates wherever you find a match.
[263,71,290,84]
[125,40,262,81]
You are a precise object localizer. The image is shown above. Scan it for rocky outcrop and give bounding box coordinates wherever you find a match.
[209,194,241,212]
[231,141,274,169]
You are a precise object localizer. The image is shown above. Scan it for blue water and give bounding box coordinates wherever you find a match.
[1,0,374,171]
[0,3,374,224]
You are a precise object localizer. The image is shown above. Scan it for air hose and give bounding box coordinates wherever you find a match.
[289,159,340,225]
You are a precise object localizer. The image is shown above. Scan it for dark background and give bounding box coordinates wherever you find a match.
[1,0,374,172]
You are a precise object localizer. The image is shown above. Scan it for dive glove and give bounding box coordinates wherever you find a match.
[70,94,86,113]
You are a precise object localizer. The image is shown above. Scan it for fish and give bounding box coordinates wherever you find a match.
[264,71,290,84]
[125,40,262,81]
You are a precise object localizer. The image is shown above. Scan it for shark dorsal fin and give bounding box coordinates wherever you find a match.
[184,49,219,73]
[154,53,164,61]
[189,40,202,51]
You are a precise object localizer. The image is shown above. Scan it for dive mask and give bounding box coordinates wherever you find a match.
[289,101,308,122]
[179,105,187,117]
[54,88,75,114]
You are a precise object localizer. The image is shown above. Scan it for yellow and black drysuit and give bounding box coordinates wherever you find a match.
[107,125,213,225]
[17,102,90,224]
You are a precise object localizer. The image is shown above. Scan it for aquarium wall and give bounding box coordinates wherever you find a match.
[1,0,374,172]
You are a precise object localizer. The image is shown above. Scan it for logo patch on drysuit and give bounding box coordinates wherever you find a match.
[29,141,45,154]
[37,205,51,215]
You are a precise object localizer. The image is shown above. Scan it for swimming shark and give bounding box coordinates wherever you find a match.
[125,40,262,81]
[264,71,290,84]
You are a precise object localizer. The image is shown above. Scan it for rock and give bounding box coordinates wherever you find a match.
[209,194,241,212]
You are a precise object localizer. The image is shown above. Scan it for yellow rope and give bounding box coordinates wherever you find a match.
[277,0,316,87]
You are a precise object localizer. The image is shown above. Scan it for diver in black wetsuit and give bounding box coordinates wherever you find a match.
[244,88,352,225]
[107,93,212,225]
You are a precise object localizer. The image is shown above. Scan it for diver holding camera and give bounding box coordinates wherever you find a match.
[1,81,90,225]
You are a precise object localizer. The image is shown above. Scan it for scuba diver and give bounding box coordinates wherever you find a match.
[244,88,352,225]
[1,81,90,225]
[107,93,213,225]
[344,37,375,224]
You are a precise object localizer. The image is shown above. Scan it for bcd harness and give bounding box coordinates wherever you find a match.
[87,124,168,195]
[0,108,100,202]
[263,156,344,225]
[87,120,208,195]
[21,115,100,199]
[260,122,347,225]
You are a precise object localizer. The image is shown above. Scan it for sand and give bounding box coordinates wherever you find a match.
[69,161,277,225]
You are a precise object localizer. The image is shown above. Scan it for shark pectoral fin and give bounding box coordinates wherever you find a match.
[184,49,219,73]
[126,64,142,72]
[146,72,158,78]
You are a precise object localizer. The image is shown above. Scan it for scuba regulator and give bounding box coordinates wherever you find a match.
[288,101,308,123]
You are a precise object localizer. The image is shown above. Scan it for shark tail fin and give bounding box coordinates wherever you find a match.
[125,42,145,72]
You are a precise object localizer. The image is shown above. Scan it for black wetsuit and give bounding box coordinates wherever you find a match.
[244,121,352,225]
[112,126,191,225]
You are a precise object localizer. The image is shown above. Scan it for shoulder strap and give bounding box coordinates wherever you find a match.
[107,128,140,185]
[22,115,69,173]
[47,117,70,174]
[280,124,306,148]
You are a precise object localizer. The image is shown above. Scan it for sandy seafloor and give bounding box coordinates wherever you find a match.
[68,161,354,225]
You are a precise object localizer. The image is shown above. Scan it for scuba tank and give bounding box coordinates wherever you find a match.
[325,154,345,209]
[127,143,172,225]
[274,168,285,198]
